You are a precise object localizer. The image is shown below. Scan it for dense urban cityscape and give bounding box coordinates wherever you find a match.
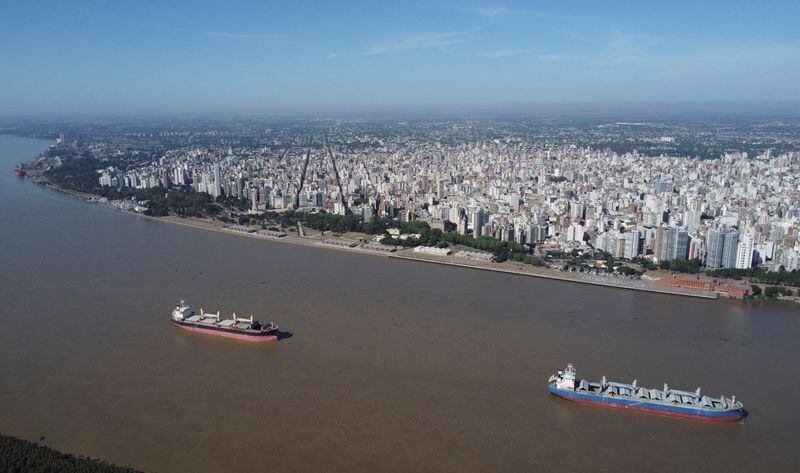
[10,117,798,300]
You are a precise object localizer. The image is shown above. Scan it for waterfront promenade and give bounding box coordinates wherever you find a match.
[26,169,723,301]
[131,213,721,299]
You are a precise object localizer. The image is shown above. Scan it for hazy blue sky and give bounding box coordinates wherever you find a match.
[2,1,799,116]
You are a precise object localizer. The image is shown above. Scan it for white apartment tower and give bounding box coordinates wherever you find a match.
[735,235,755,269]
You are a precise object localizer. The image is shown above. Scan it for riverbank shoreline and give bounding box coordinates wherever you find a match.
[389,254,718,299]
[147,215,719,299]
[26,171,725,300]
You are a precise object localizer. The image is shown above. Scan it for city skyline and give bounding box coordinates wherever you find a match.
[27,116,800,284]
[2,1,800,116]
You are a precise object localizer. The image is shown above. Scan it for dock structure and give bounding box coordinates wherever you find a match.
[226,224,257,233]
[361,242,398,254]
[455,250,495,262]
[414,246,452,256]
[320,238,358,248]
[257,229,287,238]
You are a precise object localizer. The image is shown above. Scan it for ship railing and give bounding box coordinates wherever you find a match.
[612,387,695,402]
[679,395,695,404]
[602,385,618,396]
[659,387,706,406]
[666,387,702,397]
[199,309,221,319]
[665,393,680,403]
[583,382,602,393]
[233,314,254,324]
[606,381,636,396]
[606,381,635,389]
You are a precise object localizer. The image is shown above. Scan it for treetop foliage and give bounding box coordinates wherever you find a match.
[0,434,144,473]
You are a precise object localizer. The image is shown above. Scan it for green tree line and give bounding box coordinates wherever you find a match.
[707,267,800,287]
[0,434,144,473]
[46,157,221,218]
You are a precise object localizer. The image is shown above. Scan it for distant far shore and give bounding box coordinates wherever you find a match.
[25,171,726,301]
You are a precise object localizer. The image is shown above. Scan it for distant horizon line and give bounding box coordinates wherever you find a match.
[2,100,800,122]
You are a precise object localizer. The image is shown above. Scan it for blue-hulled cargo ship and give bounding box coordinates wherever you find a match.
[547,364,744,423]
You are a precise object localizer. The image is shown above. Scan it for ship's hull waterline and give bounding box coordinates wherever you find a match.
[548,386,744,423]
[172,320,278,342]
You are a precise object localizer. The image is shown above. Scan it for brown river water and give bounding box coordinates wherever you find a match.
[1,135,799,472]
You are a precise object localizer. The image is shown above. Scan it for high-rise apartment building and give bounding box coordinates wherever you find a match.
[735,235,755,269]
[706,228,740,269]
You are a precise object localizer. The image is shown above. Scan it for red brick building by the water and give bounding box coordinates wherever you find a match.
[657,274,750,299]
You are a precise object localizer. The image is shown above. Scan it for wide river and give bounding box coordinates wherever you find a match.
[1,135,798,472]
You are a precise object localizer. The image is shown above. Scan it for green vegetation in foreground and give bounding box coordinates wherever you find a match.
[747,284,795,300]
[763,286,795,297]
[0,434,143,473]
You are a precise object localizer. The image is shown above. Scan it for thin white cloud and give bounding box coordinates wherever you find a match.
[467,4,515,18]
[363,28,480,56]
[203,31,308,49]
[204,31,282,40]
[537,53,577,62]
[477,48,530,58]
[459,2,592,22]
[589,29,663,66]
[607,29,660,51]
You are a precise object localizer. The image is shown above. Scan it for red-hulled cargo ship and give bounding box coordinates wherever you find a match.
[13,163,27,177]
[171,300,279,342]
